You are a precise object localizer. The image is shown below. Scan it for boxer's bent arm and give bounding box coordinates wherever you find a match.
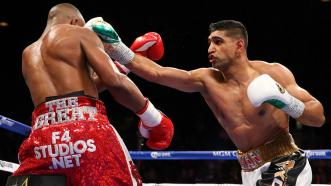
[286,84,325,126]
[90,71,106,92]
[89,61,126,93]
[270,63,325,126]
[80,28,146,112]
[127,55,204,93]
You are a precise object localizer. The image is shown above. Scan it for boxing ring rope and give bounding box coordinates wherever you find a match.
[1,114,331,185]
[1,150,331,172]
[0,115,31,136]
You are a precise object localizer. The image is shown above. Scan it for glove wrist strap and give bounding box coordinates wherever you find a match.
[137,99,162,127]
[107,42,134,65]
[282,96,305,118]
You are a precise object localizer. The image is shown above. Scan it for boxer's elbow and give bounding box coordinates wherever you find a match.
[304,101,326,127]
[313,104,326,127]
[302,114,326,127]
[315,115,326,127]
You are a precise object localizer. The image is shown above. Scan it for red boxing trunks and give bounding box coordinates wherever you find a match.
[13,95,142,186]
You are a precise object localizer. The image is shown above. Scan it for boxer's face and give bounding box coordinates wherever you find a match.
[208,30,237,68]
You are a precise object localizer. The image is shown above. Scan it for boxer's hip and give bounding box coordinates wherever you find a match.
[31,92,107,130]
[14,94,139,185]
[237,133,300,171]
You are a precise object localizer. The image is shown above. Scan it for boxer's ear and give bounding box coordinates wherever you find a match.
[70,18,79,25]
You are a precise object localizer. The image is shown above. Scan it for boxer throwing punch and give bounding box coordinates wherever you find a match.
[89,18,325,185]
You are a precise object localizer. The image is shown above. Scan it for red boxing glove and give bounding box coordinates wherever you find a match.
[139,113,174,150]
[130,32,164,61]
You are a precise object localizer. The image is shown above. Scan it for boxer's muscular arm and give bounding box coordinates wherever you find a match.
[127,55,204,93]
[85,19,203,93]
[90,61,129,92]
[270,63,325,126]
[90,71,106,92]
[89,63,125,93]
[80,28,146,112]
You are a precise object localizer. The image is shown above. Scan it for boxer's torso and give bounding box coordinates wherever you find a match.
[199,61,290,152]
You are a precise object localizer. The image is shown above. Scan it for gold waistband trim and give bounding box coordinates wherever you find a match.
[237,133,299,171]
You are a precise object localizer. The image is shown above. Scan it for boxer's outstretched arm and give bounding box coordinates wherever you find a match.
[80,28,146,112]
[127,55,204,93]
[85,19,204,93]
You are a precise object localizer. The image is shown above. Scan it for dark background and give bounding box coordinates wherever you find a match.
[0,0,330,184]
